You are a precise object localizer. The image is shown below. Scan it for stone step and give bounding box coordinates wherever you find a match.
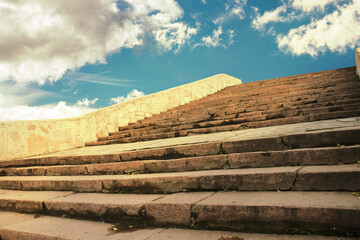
[88,110,360,145]
[0,211,351,240]
[0,190,359,237]
[0,164,359,193]
[137,91,360,129]
[5,127,360,169]
[112,98,360,137]
[127,87,360,131]
[117,69,359,132]
[115,102,360,138]
[2,146,360,176]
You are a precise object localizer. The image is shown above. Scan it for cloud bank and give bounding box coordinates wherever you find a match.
[0,102,96,121]
[0,88,146,121]
[251,0,360,57]
[0,0,197,85]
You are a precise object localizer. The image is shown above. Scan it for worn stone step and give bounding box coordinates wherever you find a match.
[146,98,360,128]
[0,190,359,237]
[91,111,360,145]
[6,127,358,169]
[125,88,360,132]
[114,107,355,140]
[119,74,360,131]
[2,146,360,176]
[0,164,359,193]
[0,211,350,240]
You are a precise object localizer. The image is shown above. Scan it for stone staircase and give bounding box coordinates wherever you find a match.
[87,67,360,146]
[0,67,360,239]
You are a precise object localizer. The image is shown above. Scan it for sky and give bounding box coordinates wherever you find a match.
[0,0,359,121]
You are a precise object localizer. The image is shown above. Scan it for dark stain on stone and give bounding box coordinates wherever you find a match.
[107,223,145,234]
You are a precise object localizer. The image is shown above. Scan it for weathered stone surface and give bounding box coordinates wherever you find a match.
[2,117,360,169]
[0,190,73,213]
[86,161,146,175]
[9,165,360,193]
[193,191,360,234]
[0,212,37,228]
[294,164,360,191]
[119,142,221,161]
[143,155,227,173]
[45,193,163,219]
[101,167,298,193]
[228,146,360,168]
[145,192,214,226]
[0,213,164,240]
[149,228,350,240]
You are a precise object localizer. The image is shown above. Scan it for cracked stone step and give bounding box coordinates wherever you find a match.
[1,125,359,169]
[0,165,359,193]
[2,146,360,176]
[0,212,350,240]
[89,110,360,146]
[0,191,359,237]
[0,167,299,193]
[113,99,360,136]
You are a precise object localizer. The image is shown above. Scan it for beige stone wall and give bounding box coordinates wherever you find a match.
[356,48,360,77]
[0,74,242,161]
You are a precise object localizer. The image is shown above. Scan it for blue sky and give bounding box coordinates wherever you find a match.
[0,0,359,120]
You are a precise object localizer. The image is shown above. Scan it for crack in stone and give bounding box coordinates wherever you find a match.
[290,166,305,191]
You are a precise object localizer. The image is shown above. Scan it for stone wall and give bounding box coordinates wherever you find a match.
[0,74,242,162]
[356,48,360,77]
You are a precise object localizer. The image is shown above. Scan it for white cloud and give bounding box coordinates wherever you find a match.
[291,0,340,12]
[277,0,360,56]
[110,89,145,104]
[199,26,223,48]
[251,6,288,30]
[201,0,206,4]
[193,26,235,49]
[0,101,96,121]
[0,0,196,85]
[75,98,99,107]
[251,0,360,57]
[214,0,247,25]
[153,22,198,53]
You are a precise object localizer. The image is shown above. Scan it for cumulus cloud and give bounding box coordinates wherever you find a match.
[201,0,207,4]
[0,0,197,85]
[110,89,145,104]
[75,98,99,107]
[277,0,360,56]
[251,0,360,56]
[0,102,96,121]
